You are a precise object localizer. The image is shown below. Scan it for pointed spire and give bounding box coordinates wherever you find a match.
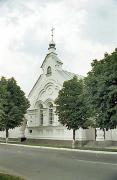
[48,27,56,53]
[51,27,54,41]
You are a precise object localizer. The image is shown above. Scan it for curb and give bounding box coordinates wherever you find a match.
[0,142,117,154]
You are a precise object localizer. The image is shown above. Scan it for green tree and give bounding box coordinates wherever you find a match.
[85,49,117,132]
[55,76,89,148]
[0,77,30,142]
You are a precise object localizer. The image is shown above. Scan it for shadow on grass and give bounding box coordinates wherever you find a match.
[0,173,25,180]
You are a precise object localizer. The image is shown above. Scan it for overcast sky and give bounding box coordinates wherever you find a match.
[0,0,117,95]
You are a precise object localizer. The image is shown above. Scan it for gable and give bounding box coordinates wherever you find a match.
[41,52,63,69]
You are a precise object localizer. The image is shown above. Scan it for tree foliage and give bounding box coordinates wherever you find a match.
[85,49,117,130]
[0,77,30,138]
[55,76,89,141]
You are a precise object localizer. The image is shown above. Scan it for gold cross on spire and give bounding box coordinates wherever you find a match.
[51,27,55,41]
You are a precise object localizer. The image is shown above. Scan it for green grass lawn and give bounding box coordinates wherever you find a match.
[0,138,117,152]
[0,173,25,180]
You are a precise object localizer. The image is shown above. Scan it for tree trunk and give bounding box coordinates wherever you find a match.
[103,128,105,140]
[72,129,75,148]
[6,128,9,143]
[95,128,97,140]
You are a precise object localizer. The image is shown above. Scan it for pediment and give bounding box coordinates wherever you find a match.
[41,52,63,69]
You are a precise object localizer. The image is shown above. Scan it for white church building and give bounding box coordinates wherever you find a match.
[0,32,117,143]
[25,33,117,142]
[25,35,92,141]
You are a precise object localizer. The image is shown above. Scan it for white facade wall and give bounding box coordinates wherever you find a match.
[105,129,117,141]
[0,127,22,139]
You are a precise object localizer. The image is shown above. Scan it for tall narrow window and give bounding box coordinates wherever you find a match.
[39,104,43,125]
[49,103,54,125]
[47,66,52,75]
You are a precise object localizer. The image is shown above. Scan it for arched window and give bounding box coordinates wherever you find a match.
[39,104,43,125]
[49,103,54,125]
[47,66,52,75]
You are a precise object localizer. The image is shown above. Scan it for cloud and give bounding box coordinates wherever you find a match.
[79,0,117,44]
[0,0,116,95]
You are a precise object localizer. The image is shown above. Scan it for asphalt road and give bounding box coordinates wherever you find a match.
[0,144,117,180]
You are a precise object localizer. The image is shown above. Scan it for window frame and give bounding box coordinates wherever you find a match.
[47,66,52,76]
[39,104,43,125]
[49,103,54,125]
